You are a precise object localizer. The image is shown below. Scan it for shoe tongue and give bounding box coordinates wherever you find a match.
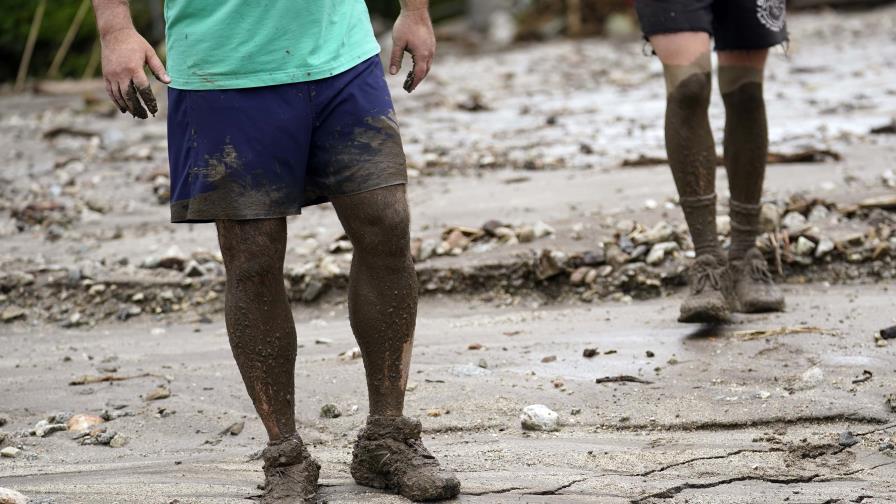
[263,435,307,467]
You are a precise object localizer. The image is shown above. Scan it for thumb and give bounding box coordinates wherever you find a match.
[146,48,171,84]
[389,41,404,75]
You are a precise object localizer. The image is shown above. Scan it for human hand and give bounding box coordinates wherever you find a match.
[389,7,436,93]
[100,28,170,118]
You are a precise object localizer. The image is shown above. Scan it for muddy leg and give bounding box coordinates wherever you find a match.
[330,184,417,417]
[216,217,297,441]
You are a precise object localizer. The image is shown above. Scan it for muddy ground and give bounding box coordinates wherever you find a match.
[1,5,895,504]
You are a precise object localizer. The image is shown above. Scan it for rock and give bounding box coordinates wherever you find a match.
[219,421,244,436]
[144,385,171,401]
[541,355,557,363]
[482,220,505,236]
[520,405,560,432]
[183,260,204,277]
[795,366,824,390]
[0,487,28,504]
[532,221,555,239]
[1,307,25,323]
[444,229,471,251]
[477,358,488,369]
[32,420,66,437]
[794,236,816,256]
[646,242,679,265]
[781,211,807,230]
[302,280,324,302]
[492,226,518,243]
[109,433,128,448]
[838,431,858,447]
[339,347,362,361]
[516,226,536,243]
[807,204,830,223]
[760,203,781,232]
[157,245,187,270]
[467,343,483,350]
[815,237,835,258]
[582,248,606,266]
[535,249,567,280]
[418,239,437,261]
[66,414,105,433]
[569,267,591,285]
[320,404,341,419]
[0,447,20,458]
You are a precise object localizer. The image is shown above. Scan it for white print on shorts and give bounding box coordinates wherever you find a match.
[756,0,786,32]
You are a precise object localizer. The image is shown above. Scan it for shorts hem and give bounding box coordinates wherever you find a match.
[170,206,304,224]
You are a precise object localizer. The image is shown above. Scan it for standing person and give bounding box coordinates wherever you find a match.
[91,0,460,502]
[634,1,788,322]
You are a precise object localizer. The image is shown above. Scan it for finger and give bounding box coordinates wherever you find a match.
[126,80,149,119]
[403,60,416,94]
[145,48,171,83]
[131,70,158,116]
[112,80,130,114]
[105,79,126,113]
[410,56,430,92]
[389,41,404,75]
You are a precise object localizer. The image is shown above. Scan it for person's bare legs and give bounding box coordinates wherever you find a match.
[331,184,459,501]
[651,32,732,322]
[216,218,319,502]
[718,49,785,312]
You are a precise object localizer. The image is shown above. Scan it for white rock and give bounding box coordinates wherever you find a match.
[0,487,28,504]
[807,204,830,224]
[532,221,555,239]
[795,366,824,391]
[781,211,807,230]
[815,237,835,258]
[760,203,781,232]
[646,242,679,265]
[794,236,816,256]
[520,404,560,432]
[0,447,20,458]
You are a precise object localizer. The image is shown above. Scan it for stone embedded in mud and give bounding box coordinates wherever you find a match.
[794,236,817,256]
[144,385,171,401]
[0,487,28,504]
[517,226,536,243]
[781,211,808,230]
[0,307,25,323]
[520,404,560,432]
[320,404,342,419]
[815,237,835,258]
[838,431,859,447]
[646,241,679,265]
[302,280,324,303]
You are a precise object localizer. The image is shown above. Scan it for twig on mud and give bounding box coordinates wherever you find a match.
[734,326,838,341]
[851,370,873,384]
[595,375,653,384]
[68,372,158,386]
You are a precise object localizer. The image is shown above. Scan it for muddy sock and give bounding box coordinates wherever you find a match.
[331,185,418,417]
[663,52,721,258]
[720,64,767,261]
[216,217,297,442]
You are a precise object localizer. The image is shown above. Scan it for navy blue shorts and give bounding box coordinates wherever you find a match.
[635,0,788,51]
[166,56,407,223]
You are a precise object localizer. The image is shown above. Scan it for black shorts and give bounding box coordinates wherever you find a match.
[635,0,788,51]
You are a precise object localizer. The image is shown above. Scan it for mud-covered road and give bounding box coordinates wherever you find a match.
[1,5,895,504]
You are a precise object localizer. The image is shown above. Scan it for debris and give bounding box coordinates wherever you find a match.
[646,241,678,265]
[69,372,154,386]
[886,394,896,413]
[66,414,105,432]
[870,120,896,134]
[219,421,245,436]
[582,348,598,358]
[109,433,128,448]
[467,343,482,350]
[520,405,560,432]
[426,408,444,417]
[0,447,20,458]
[31,420,66,437]
[594,375,653,384]
[851,370,873,384]
[541,355,557,363]
[320,404,341,419]
[645,350,655,358]
[794,236,816,256]
[880,326,896,340]
[339,347,362,361]
[734,326,837,341]
[794,366,824,391]
[532,221,555,239]
[781,211,808,230]
[314,337,333,345]
[859,195,896,211]
[144,385,171,401]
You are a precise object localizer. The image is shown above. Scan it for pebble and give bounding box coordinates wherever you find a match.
[532,221,555,239]
[838,431,859,447]
[796,366,824,390]
[144,385,171,401]
[781,211,807,230]
[67,414,105,432]
[32,420,66,438]
[0,307,25,323]
[109,433,128,448]
[520,404,560,432]
[646,241,679,265]
[0,447,20,458]
[794,236,816,256]
[815,237,835,258]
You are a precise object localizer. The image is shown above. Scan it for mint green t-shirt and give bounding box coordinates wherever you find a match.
[164,1,381,90]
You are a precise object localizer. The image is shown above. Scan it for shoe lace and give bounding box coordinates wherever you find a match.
[747,257,774,284]
[693,263,723,294]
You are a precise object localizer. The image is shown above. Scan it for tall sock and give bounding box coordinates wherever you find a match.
[720,64,767,261]
[663,52,722,258]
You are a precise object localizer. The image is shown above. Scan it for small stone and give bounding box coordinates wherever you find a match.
[541,355,557,363]
[183,260,204,277]
[445,229,471,251]
[760,203,781,232]
[516,226,535,243]
[320,404,341,419]
[67,414,105,432]
[716,215,731,236]
[569,267,591,285]
[781,211,807,230]
[807,204,830,223]
[477,358,488,369]
[144,385,171,401]
[426,409,443,417]
[532,221,555,239]
[302,280,325,302]
[339,347,362,361]
[645,350,655,358]
[582,348,598,358]
[646,241,679,265]
[815,237,835,258]
[582,248,606,266]
[482,220,505,236]
[796,366,824,390]
[1,306,25,323]
[418,239,437,261]
[468,343,482,350]
[32,420,67,437]
[0,447,20,458]
[109,433,128,448]
[520,404,560,432]
[838,431,858,447]
[794,236,816,256]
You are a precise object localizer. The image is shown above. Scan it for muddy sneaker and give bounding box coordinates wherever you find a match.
[261,434,320,503]
[730,248,785,313]
[678,254,733,323]
[351,416,460,502]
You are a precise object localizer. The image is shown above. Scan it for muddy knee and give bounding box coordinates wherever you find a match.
[667,71,711,115]
[351,206,411,260]
[216,218,287,279]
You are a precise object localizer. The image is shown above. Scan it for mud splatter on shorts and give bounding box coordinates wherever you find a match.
[166,56,407,223]
[635,0,788,51]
